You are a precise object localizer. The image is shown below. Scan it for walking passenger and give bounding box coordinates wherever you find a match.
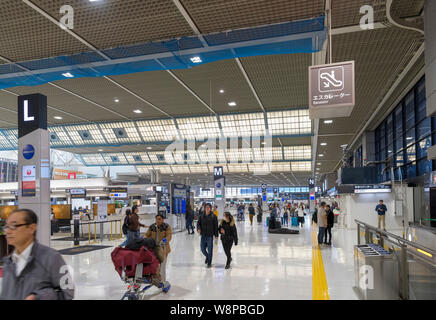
[248,203,255,226]
[282,206,289,226]
[219,212,238,269]
[297,203,305,227]
[1,209,74,300]
[145,214,172,282]
[120,208,132,247]
[213,205,219,219]
[197,203,219,268]
[375,200,387,231]
[317,202,328,245]
[128,205,145,242]
[324,205,334,245]
[186,203,195,234]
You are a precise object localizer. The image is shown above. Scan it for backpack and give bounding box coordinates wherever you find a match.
[122,215,130,235]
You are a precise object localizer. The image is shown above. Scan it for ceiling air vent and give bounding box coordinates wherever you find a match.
[133,155,142,162]
[157,154,165,162]
[110,156,120,163]
[49,132,59,142]
[78,130,93,141]
[113,128,128,139]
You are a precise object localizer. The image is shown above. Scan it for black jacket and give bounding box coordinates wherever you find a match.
[312,208,318,223]
[219,218,238,245]
[185,207,194,221]
[248,206,255,215]
[326,209,334,227]
[197,212,219,237]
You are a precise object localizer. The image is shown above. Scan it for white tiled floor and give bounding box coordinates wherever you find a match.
[2,217,363,300]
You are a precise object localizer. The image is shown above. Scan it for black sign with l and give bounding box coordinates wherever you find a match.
[18,94,47,138]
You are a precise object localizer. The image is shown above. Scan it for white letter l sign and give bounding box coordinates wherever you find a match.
[24,100,34,122]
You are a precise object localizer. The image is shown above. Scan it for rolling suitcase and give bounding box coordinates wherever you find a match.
[257,214,262,223]
[292,217,298,226]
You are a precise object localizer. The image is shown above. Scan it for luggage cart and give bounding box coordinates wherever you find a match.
[120,263,171,300]
[111,246,171,300]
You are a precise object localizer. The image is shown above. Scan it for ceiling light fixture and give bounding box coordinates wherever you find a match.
[219,89,225,94]
[319,154,324,157]
[98,149,103,152]
[62,72,74,78]
[54,116,63,120]
[133,109,142,114]
[228,102,237,107]
[114,98,120,103]
[190,56,202,63]
[340,144,348,148]
[320,143,327,146]
[146,147,152,150]
[324,120,333,124]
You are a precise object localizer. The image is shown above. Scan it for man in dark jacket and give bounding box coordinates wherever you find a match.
[197,203,218,268]
[1,209,74,300]
[324,205,334,245]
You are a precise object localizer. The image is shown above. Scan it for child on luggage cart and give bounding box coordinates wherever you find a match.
[111,238,171,300]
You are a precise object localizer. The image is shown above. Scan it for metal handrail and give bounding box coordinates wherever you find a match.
[355,219,436,257]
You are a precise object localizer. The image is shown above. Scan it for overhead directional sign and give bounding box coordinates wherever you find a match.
[309,61,355,119]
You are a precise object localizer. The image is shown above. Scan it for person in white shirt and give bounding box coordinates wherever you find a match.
[1,209,74,300]
[297,203,305,227]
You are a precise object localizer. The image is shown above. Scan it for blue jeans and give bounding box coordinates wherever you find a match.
[200,236,214,264]
[283,216,288,225]
[318,227,326,244]
[120,232,130,247]
[121,230,140,246]
[186,218,194,233]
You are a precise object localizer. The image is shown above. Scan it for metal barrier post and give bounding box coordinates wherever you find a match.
[365,227,370,244]
[110,221,113,241]
[379,232,384,248]
[119,219,122,239]
[357,224,361,245]
[94,221,97,244]
[88,223,91,245]
[400,245,409,299]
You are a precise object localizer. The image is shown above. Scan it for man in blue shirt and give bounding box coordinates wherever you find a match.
[375,200,387,231]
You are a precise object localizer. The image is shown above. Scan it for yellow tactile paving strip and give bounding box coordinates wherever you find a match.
[312,224,330,300]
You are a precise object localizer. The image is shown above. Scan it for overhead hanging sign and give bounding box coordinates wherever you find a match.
[354,185,392,194]
[70,188,86,199]
[309,61,355,119]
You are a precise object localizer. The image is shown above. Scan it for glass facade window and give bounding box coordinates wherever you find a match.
[0,160,18,183]
[374,77,435,182]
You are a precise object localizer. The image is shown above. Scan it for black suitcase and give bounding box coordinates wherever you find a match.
[257,214,262,223]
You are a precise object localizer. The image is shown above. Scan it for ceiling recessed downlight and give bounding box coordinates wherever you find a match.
[228,102,237,107]
[133,109,142,114]
[114,98,120,103]
[320,143,327,146]
[324,120,333,124]
[62,72,74,78]
[190,56,202,63]
[54,116,63,120]
[219,89,225,94]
